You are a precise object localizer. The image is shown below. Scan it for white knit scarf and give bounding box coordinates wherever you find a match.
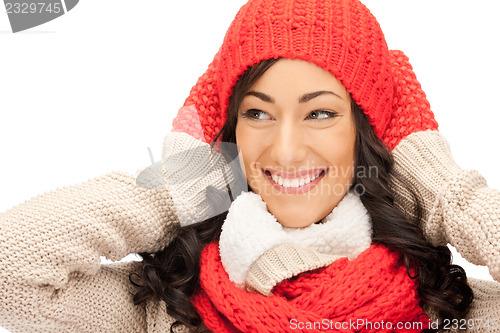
[218,190,372,288]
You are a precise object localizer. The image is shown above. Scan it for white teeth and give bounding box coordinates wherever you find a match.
[272,173,278,184]
[269,171,323,188]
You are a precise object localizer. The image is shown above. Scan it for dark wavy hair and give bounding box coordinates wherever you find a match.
[130,58,473,333]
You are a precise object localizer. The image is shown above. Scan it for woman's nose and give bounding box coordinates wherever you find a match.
[269,121,308,166]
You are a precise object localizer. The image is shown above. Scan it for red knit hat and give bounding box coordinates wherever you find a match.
[172,0,438,150]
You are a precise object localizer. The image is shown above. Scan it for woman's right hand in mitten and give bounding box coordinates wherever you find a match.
[136,131,247,227]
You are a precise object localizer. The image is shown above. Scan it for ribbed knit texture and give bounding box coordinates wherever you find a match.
[246,244,342,296]
[192,242,429,333]
[172,0,439,150]
[465,278,500,333]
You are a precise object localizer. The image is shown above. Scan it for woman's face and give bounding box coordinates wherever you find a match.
[235,58,356,228]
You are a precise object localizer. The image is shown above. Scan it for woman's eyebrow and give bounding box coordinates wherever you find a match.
[246,91,274,103]
[245,90,343,103]
[299,90,343,103]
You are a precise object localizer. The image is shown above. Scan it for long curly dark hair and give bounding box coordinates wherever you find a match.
[130,58,473,333]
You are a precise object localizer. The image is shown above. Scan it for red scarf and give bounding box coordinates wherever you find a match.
[191,242,430,333]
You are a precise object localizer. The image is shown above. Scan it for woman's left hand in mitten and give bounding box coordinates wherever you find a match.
[384,50,500,282]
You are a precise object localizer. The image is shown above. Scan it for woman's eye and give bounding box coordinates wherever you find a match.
[307,110,338,120]
[241,109,271,121]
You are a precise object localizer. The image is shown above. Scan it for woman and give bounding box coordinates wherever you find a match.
[1,0,499,332]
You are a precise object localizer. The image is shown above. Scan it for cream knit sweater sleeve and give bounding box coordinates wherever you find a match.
[0,132,235,332]
[0,170,180,332]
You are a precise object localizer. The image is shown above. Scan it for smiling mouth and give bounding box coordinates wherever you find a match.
[263,169,328,194]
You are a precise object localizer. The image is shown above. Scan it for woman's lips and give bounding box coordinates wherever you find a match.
[263,169,327,194]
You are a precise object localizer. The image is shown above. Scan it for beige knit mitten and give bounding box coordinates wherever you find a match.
[136,132,247,226]
[391,130,500,282]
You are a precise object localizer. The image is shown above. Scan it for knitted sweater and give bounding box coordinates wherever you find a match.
[0,130,499,333]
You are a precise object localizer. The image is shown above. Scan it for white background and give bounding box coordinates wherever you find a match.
[1,1,499,331]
